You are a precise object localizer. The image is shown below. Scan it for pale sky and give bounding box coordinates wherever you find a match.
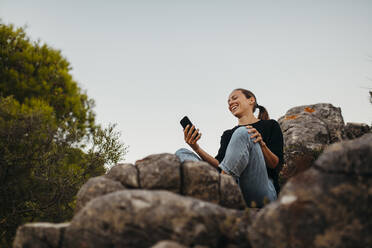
[1,1,371,164]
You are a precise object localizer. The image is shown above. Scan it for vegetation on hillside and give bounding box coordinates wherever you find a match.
[0,21,128,247]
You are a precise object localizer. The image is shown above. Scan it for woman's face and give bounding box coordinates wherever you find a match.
[227,90,254,117]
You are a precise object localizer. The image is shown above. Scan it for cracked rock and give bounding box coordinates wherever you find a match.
[136,153,181,193]
[106,163,140,188]
[63,190,252,248]
[75,176,125,213]
[278,103,346,186]
[182,161,220,204]
[248,133,372,248]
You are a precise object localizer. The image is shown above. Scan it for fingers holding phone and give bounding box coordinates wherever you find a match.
[184,124,202,145]
[180,116,202,149]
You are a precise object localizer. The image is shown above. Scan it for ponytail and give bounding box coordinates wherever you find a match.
[257,104,270,120]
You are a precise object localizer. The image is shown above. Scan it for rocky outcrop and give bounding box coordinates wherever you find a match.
[12,153,251,248]
[63,190,252,248]
[278,104,345,148]
[248,133,372,248]
[12,103,372,248]
[74,154,246,212]
[278,103,370,186]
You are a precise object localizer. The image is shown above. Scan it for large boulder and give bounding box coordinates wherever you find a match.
[278,103,346,185]
[62,190,252,248]
[106,163,140,188]
[135,153,181,193]
[13,223,69,248]
[182,161,220,204]
[75,176,125,213]
[73,154,246,210]
[220,173,246,210]
[248,133,372,248]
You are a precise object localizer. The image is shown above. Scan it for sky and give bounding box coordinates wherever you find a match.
[1,1,372,164]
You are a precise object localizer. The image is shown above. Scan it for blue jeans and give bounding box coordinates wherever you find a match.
[175,126,277,207]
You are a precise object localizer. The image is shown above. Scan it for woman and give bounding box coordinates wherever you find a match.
[175,88,284,208]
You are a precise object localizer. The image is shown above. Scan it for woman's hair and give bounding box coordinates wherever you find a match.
[233,88,270,120]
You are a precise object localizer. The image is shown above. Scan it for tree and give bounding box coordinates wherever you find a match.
[0,22,128,247]
[0,21,95,140]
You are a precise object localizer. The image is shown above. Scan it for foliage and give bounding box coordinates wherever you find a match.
[0,21,95,140]
[0,22,128,247]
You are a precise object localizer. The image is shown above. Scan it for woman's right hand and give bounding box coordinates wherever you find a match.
[184,124,202,150]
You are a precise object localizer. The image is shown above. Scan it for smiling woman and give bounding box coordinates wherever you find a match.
[175,88,284,208]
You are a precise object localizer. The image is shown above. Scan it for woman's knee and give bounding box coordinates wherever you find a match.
[175,147,201,163]
[232,126,251,140]
[175,148,191,156]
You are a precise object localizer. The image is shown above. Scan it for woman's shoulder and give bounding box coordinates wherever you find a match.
[254,119,279,126]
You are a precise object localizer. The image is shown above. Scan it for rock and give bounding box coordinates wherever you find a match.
[63,190,252,248]
[344,122,371,140]
[136,153,181,193]
[75,176,125,213]
[75,154,247,213]
[278,103,345,185]
[182,161,220,204]
[219,173,246,210]
[248,133,372,248]
[279,103,345,145]
[151,240,188,248]
[279,144,323,185]
[13,222,69,248]
[106,163,140,188]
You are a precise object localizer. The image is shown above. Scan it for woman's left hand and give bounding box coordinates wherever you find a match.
[246,125,266,147]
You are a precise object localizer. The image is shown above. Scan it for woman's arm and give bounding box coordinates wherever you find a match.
[259,142,279,169]
[246,125,279,169]
[183,125,220,169]
[192,144,219,168]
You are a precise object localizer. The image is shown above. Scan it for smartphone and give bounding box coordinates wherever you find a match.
[180,116,199,137]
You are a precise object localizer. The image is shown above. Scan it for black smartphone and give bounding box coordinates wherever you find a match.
[180,116,199,137]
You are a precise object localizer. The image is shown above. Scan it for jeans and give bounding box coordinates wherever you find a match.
[175,126,277,207]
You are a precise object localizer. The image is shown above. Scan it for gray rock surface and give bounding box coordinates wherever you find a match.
[279,103,345,146]
[63,190,252,248]
[182,161,220,204]
[106,163,140,188]
[136,153,181,193]
[75,176,125,213]
[249,133,372,248]
[74,153,245,210]
[13,223,69,248]
[278,103,346,185]
[220,174,246,210]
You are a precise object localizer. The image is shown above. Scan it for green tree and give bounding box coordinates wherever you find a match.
[0,21,94,140]
[0,22,127,247]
